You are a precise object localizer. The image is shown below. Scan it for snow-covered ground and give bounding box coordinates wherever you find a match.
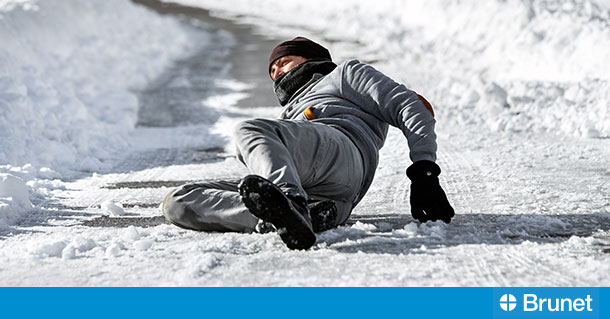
[1,0,609,286]
[0,0,200,223]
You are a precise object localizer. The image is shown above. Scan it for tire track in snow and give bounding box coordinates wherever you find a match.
[436,136,481,213]
[503,245,578,286]
[434,129,519,285]
[435,128,579,286]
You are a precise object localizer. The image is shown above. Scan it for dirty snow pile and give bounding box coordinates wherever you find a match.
[171,0,610,138]
[0,0,195,227]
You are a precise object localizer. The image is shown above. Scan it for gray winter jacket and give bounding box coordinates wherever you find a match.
[280,59,438,203]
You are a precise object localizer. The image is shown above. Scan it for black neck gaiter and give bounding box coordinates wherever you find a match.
[273,60,337,106]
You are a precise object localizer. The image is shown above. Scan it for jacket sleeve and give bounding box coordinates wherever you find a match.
[339,60,437,162]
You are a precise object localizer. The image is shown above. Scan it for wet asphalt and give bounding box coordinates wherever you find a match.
[82,1,283,228]
[131,0,281,127]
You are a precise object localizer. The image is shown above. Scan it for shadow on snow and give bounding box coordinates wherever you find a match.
[317,212,610,255]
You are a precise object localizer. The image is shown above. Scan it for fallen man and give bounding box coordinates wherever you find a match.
[162,37,455,250]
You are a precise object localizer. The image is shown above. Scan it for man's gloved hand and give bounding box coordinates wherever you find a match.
[406,160,455,223]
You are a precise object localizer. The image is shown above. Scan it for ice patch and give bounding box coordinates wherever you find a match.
[514,215,568,231]
[375,222,394,232]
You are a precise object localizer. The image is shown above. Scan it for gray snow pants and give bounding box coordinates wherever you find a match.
[162,118,365,233]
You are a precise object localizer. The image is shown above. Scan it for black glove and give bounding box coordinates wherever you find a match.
[406,160,455,223]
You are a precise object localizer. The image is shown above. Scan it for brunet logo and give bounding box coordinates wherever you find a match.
[499,294,517,312]
[499,293,594,313]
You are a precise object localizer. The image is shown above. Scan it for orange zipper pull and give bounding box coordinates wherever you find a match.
[304,106,317,120]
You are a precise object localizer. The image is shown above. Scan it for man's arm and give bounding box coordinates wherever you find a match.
[338,60,454,223]
[338,60,437,163]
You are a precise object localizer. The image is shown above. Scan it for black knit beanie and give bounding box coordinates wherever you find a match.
[268,37,332,75]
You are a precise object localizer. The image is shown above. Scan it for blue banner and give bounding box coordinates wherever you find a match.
[0,287,606,319]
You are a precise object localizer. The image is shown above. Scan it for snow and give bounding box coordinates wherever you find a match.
[0,0,609,286]
[100,200,126,217]
[0,173,32,226]
[0,0,194,169]
[174,0,610,139]
[0,0,196,226]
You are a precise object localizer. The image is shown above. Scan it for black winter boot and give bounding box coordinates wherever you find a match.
[309,200,338,233]
[238,175,316,250]
[254,199,337,234]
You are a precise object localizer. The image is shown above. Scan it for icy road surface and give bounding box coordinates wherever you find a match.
[4,114,609,286]
[1,0,610,286]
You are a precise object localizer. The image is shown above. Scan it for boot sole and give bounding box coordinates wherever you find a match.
[239,175,316,250]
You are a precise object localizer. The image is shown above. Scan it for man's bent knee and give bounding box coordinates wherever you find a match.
[161,186,222,231]
[162,187,192,229]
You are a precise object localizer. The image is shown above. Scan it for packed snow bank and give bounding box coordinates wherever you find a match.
[0,0,193,171]
[170,0,610,138]
[0,173,32,227]
[0,0,195,226]
[0,163,66,227]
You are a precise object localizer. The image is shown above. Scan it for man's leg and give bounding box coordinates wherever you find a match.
[162,180,259,233]
[234,119,364,228]
[162,178,344,234]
